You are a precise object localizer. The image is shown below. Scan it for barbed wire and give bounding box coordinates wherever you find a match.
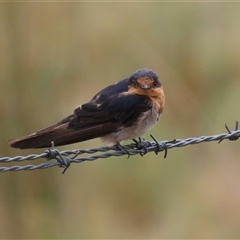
[1,122,239,174]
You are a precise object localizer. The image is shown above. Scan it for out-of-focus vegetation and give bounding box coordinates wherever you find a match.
[1,2,240,238]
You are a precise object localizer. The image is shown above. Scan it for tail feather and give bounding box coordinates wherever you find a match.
[10,123,108,149]
[9,107,123,149]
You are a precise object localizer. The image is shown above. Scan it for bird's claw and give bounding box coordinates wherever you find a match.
[133,135,170,158]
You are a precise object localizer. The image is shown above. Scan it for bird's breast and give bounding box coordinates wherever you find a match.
[101,107,160,144]
[101,86,165,145]
[148,86,165,115]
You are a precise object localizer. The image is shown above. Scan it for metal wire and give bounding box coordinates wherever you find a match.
[1,123,240,173]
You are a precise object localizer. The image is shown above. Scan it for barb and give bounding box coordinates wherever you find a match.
[1,122,240,173]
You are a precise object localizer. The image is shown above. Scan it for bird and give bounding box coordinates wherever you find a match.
[9,68,165,149]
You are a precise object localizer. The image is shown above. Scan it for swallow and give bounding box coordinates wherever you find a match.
[9,68,165,149]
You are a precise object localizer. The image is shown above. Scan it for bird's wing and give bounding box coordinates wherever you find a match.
[9,92,152,149]
[69,92,152,129]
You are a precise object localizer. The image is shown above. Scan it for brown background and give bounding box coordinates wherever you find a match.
[1,2,240,238]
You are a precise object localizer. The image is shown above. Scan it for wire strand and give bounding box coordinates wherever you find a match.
[1,124,240,173]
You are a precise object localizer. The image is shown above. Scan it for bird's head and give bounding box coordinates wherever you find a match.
[128,68,161,91]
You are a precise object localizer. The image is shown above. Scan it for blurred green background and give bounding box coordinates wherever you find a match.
[1,2,240,239]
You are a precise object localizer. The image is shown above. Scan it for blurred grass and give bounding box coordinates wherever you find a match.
[1,2,240,239]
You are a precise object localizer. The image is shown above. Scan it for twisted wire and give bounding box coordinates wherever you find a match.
[1,126,240,173]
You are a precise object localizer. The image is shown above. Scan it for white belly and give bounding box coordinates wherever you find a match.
[101,107,160,144]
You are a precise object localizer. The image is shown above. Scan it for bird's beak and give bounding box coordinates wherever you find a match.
[141,84,151,90]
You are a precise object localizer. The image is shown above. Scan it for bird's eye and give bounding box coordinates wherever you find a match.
[153,81,158,87]
[132,82,138,88]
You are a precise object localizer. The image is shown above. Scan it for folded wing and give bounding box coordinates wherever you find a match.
[10,91,151,149]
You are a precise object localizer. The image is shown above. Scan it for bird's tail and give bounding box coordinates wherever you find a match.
[9,123,108,149]
[9,114,99,149]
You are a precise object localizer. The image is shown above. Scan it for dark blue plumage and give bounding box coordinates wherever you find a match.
[9,68,165,149]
